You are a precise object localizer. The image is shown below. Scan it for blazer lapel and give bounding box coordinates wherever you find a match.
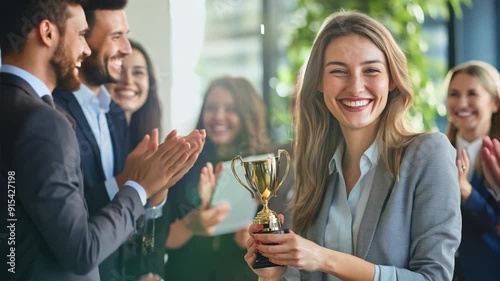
[307,172,337,246]
[305,173,337,281]
[64,94,104,177]
[356,163,395,259]
[107,113,121,175]
[106,103,128,175]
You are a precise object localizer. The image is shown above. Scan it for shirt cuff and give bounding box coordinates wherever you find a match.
[374,265,380,281]
[145,197,166,219]
[376,265,396,281]
[124,180,147,206]
[105,178,119,200]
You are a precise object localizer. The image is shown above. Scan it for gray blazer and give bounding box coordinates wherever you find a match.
[289,132,461,281]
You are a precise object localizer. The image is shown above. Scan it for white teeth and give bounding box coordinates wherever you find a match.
[111,59,122,68]
[75,62,81,68]
[342,100,369,107]
[117,90,135,97]
[456,111,473,117]
[213,125,228,132]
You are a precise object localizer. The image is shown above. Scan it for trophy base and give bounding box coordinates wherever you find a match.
[253,229,289,269]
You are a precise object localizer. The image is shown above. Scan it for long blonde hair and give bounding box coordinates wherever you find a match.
[292,11,421,235]
[444,60,500,174]
[445,60,500,146]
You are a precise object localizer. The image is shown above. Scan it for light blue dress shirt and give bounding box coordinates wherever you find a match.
[73,85,165,214]
[73,84,119,200]
[325,140,393,281]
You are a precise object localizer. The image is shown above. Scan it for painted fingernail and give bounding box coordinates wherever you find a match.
[256,224,263,230]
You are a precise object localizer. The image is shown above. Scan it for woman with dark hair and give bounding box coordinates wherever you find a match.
[107,39,162,148]
[106,39,166,281]
[164,76,271,281]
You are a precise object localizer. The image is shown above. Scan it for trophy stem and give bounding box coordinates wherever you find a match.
[261,201,270,215]
[254,199,281,232]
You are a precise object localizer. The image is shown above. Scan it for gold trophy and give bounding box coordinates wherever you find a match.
[231,149,290,269]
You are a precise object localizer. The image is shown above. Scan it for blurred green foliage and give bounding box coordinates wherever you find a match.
[271,0,472,143]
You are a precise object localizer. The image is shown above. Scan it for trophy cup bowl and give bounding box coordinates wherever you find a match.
[231,149,290,269]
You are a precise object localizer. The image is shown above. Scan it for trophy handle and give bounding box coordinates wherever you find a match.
[276,149,291,193]
[231,155,256,199]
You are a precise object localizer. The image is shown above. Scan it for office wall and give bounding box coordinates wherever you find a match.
[125,0,172,137]
[453,0,498,67]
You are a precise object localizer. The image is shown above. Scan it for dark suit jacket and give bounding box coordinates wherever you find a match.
[53,90,131,281]
[52,90,129,216]
[0,73,145,281]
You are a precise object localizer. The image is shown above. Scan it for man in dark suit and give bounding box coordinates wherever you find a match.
[0,1,205,280]
[52,1,171,280]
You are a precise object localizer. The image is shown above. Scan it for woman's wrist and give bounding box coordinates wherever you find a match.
[319,247,337,275]
[460,181,472,203]
[166,219,193,249]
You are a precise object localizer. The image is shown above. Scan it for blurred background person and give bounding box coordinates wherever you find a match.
[163,76,273,281]
[445,60,500,281]
[107,39,162,148]
[106,39,167,280]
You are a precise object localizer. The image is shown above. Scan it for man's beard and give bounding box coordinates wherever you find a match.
[50,42,81,92]
[79,50,118,87]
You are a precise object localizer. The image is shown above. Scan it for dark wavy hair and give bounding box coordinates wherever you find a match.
[194,76,271,164]
[0,0,87,55]
[127,39,162,148]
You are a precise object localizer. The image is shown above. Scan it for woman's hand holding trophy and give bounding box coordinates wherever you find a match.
[231,149,291,269]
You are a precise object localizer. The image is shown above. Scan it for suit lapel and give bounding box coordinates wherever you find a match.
[64,93,105,178]
[106,103,127,175]
[107,113,120,175]
[356,162,395,259]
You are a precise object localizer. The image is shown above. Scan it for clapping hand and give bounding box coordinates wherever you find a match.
[482,136,500,196]
[126,128,206,200]
[182,162,229,235]
[456,148,472,203]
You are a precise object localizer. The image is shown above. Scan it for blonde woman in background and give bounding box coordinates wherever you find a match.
[444,60,500,281]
